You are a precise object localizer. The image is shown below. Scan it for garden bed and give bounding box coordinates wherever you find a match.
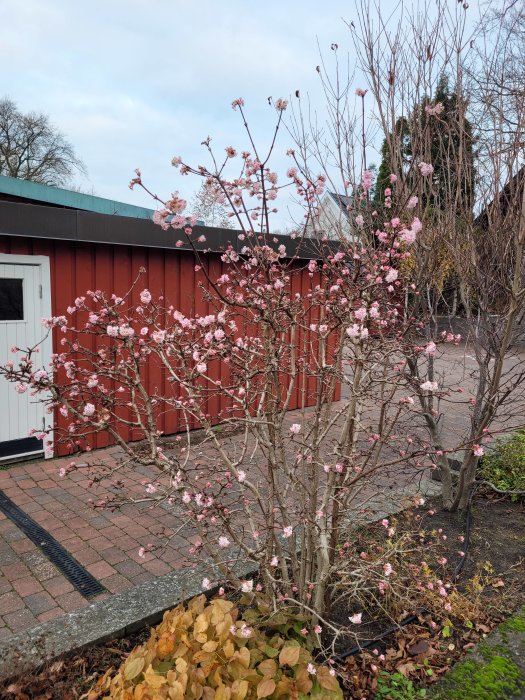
[1,493,523,699]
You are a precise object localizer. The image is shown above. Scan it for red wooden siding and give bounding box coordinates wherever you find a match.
[0,236,340,455]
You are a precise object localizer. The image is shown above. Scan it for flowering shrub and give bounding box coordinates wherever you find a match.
[96,594,342,699]
[0,93,508,628]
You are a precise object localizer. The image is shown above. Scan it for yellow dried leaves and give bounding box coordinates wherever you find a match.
[97,595,342,699]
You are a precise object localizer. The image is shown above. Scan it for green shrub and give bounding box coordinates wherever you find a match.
[375,671,427,699]
[97,594,343,699]
[480,430,525,501]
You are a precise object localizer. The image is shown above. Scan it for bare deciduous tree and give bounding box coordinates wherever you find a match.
[190,180,233,228]
[0,97,85,187]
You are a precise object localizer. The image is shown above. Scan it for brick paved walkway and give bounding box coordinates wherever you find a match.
[0,447,187,638]
[0,344,523,640]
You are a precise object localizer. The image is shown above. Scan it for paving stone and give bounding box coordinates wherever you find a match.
[99,573,132,594]
[23,591,56,615]
[55,591,89,613]
[114,560,144,578]
[42,576,74,597]
[86,561,117,580]
[11,578,44,597]
[0,592,24,615]
[3,608,37,632]
[1,563,31,582]
[37,608,63,623]
[99,547,128,566]
[73,547,101,566]
[10,539,36,555]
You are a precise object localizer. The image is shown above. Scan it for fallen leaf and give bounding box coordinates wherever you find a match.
[408,640,430,656]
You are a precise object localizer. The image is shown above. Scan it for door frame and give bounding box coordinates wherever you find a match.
[0,254,53,460]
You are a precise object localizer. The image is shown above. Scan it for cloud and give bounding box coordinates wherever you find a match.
[1,0,366,225]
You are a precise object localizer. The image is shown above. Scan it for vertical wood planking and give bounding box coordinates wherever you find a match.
[0,236,339,454]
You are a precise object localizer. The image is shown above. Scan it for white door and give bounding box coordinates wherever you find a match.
[0,256,52,461]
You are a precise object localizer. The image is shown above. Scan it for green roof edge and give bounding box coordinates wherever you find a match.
[0,174,155,220]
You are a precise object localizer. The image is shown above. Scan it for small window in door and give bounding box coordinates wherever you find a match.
[0,279,24,320]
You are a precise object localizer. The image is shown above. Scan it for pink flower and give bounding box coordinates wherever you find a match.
[400,227,416,245]
[407,195,418,209]
[385,269,398,283]
[275,98,288,111]
[58,467,66,478]
[472,444,484,457]
[140,289,152,305]
[241,580,253,593]
[270,556,279,567]
[419,162,434,176]
[420,380,439,392]
[146,483,157,494]
[283,525,293,538]
[138,547,146,558]
[355,214,364,227]
[355,88,368,97]
[381,519,389,527]
[225,146,237,158]
[307,663,317,675]
[424,342,436,356]
[425,102,444,116]
[389,174,397,183]
[202,578,212,590]
[289,423,301,434]
[83,403,95,417]
[152,330,166,343]
[362,170,373,192]
[237,470,246,483]
[349,612,362,624]
[314,625,322,634]
[354,307,367,321]
[383,562,394,577]
[196,362,207,374]
[231,97,245,110]
[218,536,230,549]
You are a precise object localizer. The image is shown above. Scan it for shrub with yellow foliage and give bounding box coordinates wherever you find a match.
[95,595,343,699]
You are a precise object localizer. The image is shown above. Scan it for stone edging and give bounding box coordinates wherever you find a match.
[0,562,228,684]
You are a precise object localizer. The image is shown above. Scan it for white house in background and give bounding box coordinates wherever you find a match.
[305,192,355,241]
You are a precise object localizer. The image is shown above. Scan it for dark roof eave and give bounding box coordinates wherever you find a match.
[0,199,328,260]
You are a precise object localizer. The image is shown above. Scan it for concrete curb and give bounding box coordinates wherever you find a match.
[0,478,441,685]
[0,561,231,684]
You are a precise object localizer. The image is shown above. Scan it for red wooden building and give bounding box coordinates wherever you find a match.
[0,175,334,460]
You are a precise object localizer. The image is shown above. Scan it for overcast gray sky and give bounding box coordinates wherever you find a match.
[1,0,478,228]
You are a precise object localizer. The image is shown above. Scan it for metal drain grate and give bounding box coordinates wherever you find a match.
[0,489,106,598]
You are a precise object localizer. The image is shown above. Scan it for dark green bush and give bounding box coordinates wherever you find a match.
[480,430,525,501]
